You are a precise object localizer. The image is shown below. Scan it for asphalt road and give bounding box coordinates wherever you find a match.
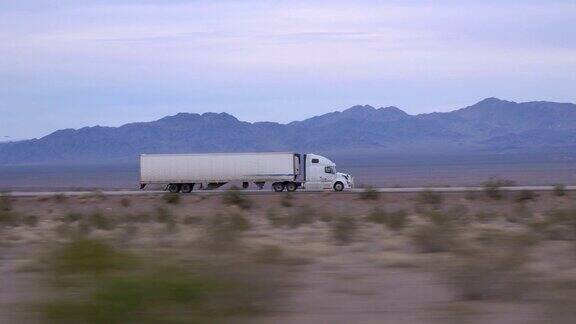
[5,186,576,197]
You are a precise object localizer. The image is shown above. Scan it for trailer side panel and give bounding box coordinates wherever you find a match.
[140,152,296,184]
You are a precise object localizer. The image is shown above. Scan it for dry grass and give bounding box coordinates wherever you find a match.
[482,177,515,200]
[358,187,380,201]
[120,197,131,208]
[417,189,443,206]
[365,208,408,231]
[162,192,180,205]
[444,240,532,301]
[42,239,280,323]
[411,211,457,253]
[280,193,294,207]
[222,187,253,210]
[515,189,537,202]
[331,215,356,245]
[553,184,566,197]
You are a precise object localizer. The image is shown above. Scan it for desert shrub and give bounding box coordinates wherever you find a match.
[88,190,107,201]
[154,208,178,232]
[515,190,537,202]
[331,215,356,245]
[64,212,83,223]
[0,210,20,227]
[365,208,387,224]
[384,210,409,230]
[482,177,515,200]
[266,206,316,228]
[287,205,316,228]
[77,221,92,236]
[411,218,456,253]
[162,192,180,205]
[412,224,453,253]
[155,207,172,223]
[0,193,12,212]
[417,189,443,206]
[318,211,334,222]
[365,208,408,230]
[445,244,530,300]
[49,239,134,277]
[90,211,115,230]
[222,187,253,210]
[204,212,251,251]
[266,208,283,227]
[359,187,379,201]
[23,215,39,227]
[229,213,251,231]
[425,210,452,226]
[542,209,576,240]
[506,204,533,223]
[53,194,67,203]
[475,210,499,223]
[280,193,294,207]
[43,241,276,323]
[446,205,471,225]
[553,184,566,197]
[120,198,131,208]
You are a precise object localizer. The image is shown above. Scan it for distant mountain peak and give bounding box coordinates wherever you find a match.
[378,106,408,114]
[343,105,376,113]
[474,97,514,106]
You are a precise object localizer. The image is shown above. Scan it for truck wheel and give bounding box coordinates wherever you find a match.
[333,182,344,192]
[272,182,285,192]
[168,184,181,193]
[181,183,193,193]
[285,182,297,192]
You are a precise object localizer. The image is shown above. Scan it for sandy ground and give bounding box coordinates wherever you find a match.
[1,190,576,323]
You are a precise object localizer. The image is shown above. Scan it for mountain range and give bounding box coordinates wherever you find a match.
[1,97,575,165]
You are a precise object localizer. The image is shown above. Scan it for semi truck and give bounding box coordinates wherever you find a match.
[139,152,353,192]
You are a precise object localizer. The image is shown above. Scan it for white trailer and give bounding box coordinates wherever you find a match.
[139,152,353,192]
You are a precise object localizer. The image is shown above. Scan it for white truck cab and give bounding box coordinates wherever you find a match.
[302,154,354,191]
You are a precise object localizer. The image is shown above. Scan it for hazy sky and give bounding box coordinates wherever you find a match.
[1,0,575,139]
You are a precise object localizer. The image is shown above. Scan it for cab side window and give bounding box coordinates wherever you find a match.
[324,166,334,174]
[311,158,319,163]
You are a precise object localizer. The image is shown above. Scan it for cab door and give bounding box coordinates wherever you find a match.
[320,165,336,188]
[305,156,324,191]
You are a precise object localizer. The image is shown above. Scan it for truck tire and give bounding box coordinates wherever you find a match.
[333,182,344,192]
[285,182,297,192]
[272,182,285,192]
[168,184,181,193]
[181,183,193,193]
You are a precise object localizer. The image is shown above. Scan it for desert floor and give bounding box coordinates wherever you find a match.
[1,188,576,323]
